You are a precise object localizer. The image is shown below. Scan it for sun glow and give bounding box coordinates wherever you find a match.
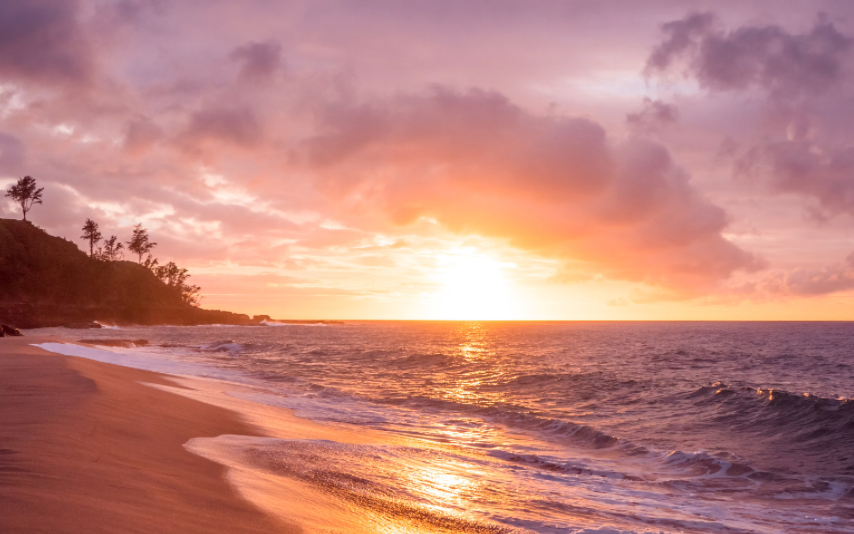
[426,251,520,320]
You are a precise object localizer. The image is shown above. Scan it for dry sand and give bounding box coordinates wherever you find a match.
[0,336,294,534]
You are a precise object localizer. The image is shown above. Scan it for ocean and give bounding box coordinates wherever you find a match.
[34,321,854,533]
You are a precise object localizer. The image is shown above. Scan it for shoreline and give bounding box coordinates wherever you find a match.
[0,337,294,533]
[4,329,845,533]
[0,337,430,534]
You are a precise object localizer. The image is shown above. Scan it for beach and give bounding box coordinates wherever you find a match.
[0,336,467,534]
[3,324,852,534]
[0,337,291,533]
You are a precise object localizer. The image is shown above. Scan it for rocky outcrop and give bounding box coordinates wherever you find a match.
[0,324,23,337]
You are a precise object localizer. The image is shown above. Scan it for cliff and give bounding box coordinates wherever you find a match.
[0,219,252,328]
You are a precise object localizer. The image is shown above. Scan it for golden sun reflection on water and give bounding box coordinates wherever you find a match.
[406,459,482,508]
[364,323,517,532]
[440,323,509,409]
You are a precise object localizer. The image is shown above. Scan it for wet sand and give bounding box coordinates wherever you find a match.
[0,337,293,533]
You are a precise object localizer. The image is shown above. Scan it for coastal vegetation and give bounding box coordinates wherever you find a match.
[79,218,200,305]
[1,178,336,328]
[0,177,247,328]
[3,176,43,222]
[80,219,102,257]
[127,224,157,264]
[0,218,251,328]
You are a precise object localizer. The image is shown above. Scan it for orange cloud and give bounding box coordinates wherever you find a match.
[300,86,764,294]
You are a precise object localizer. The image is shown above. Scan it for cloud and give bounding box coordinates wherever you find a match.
[181,105,263,149]
[736,138,854,218]
[230,41,284,81]
[647,12,854,223]
[0,0,94,86]
[10,2,841,311]
[0,132,25,174]
[123,117,164,155]
[646,12,852,98]
[626,97,679,133]
[782,254,854,295]
[737,253,854,297]
[300,85,763,293]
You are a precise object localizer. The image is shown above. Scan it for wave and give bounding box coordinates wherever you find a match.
[653,449,756,480]
[186,435,679,534]
[391,352,457,368]
[199,340,244,356]
[692,384,854,433]
[498,413,623,450]
[79,338,148,348]
[261,319,328,327]
[488,450,641,480]
[687,382,854,475]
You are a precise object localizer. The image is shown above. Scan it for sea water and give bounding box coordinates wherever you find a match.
[34,321,854,533]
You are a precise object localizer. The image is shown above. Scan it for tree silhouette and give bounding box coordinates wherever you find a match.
[5,176,44,222]
[81,218,102,257]
[127,223,157,263]
[182,283,202,307]
[97,235,124,261]
[155,261,202,306]
[142,253,159,272]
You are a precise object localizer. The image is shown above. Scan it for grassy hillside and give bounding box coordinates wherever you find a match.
[0,219,251,328]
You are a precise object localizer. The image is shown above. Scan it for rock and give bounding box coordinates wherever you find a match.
[252,314,272,322]
[0,324,22,336]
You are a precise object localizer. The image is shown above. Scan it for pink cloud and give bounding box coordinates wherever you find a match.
[5,0,854,315]
[0,0,94,86]
[230,41,284,82]
[300,86,763,293]
[646,12,852,98]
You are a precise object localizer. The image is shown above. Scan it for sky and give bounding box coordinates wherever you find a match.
[3,0,854,320]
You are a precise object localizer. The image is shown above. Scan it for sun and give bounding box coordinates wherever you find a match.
[426,251,519,320]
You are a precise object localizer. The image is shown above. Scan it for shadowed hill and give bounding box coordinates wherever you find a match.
[0,219,252,328]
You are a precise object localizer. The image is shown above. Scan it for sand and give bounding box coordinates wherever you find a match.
[0,336,294,534]
[0,337,494,534]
